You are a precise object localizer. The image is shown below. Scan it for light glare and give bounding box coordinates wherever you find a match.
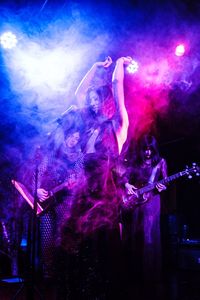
[175,44,185,57]
[126,59,139,74]
[0,31,17,49]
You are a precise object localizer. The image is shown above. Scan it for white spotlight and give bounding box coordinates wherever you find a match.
[0,31,17,49]
[175,44,185,57]
[126,59,139,74]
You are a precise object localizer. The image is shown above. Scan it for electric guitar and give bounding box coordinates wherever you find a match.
[11,178,76,216]
[122,163,199,211]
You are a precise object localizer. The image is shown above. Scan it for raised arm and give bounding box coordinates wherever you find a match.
[75,56,112,107]
[112,57,132,154]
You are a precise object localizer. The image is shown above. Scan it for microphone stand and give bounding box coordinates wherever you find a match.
[12,154,43,300]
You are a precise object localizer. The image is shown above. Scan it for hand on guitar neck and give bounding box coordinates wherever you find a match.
[155,182,167,192]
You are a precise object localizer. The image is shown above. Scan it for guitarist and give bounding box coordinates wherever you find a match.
[17,123,85,280]
[122,134,168,284]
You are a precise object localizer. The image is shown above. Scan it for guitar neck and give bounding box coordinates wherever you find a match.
[138,170,187,195]
[50,181,67,195]
[160,171,186,185]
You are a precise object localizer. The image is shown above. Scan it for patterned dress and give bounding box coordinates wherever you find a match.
[18,143,84,280]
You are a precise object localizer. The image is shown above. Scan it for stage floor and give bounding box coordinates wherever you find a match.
[1,269,200,300]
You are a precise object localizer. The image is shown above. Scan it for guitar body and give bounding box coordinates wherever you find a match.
[122,191,150,211]
[11,180,70,216]
[121,163,199,212]
[37,194,57,215]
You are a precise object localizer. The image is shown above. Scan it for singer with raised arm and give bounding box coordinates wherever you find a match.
[56,56,113,137]
[57,56,131,299]
[73,55,130,154]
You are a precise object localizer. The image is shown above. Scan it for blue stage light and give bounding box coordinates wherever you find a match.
[0,31,17,49]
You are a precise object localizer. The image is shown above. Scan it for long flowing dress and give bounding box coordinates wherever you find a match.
[122,158,167,283]
[59,120,122,299]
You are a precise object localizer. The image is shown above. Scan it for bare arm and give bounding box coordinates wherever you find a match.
[156,158,168,192]
[75,56,112,107]
[112,57,132,154]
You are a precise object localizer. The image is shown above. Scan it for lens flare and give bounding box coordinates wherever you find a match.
[175,44,185,57]
[126,59,139,74]
[0,31,17,49]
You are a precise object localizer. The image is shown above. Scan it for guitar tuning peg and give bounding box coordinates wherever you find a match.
[188,174,192,179]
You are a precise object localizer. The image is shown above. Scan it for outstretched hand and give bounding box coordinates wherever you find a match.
[95,56,112,68]
[117,56,133,65]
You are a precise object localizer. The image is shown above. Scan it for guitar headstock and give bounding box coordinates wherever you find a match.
[185,163,200,179]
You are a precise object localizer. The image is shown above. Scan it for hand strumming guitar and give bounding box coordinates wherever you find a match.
[37,188,49,202]
[125,182,138,197]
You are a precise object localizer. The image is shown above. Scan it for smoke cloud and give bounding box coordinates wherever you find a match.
[0,0,200,242]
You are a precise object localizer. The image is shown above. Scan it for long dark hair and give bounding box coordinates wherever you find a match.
[137,134,161,167]
[85,85,113,116]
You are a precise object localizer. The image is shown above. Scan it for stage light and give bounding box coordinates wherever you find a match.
[0,31,17,49]
[175,44,185,57]
[126,59,139,74]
